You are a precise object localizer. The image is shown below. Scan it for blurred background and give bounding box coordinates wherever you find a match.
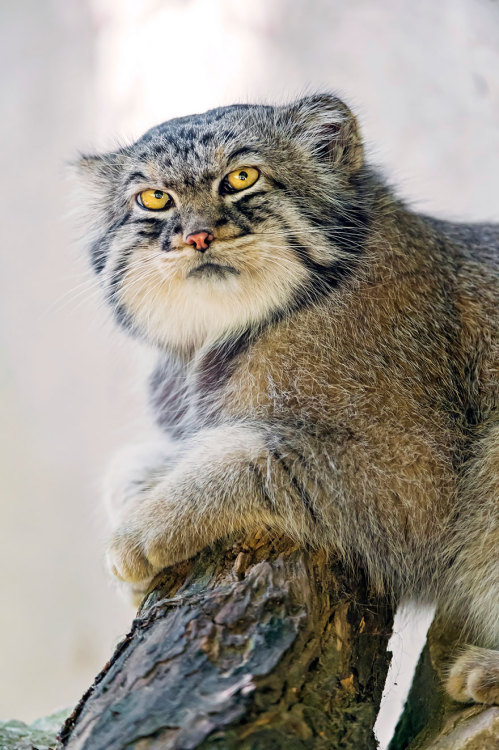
[1,1,498,747]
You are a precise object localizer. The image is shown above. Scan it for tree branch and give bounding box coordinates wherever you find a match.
[58,533,393,749]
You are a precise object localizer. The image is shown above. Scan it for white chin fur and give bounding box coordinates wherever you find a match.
[116,246,309,350]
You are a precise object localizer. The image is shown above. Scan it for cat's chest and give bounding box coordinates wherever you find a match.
[151,305,406,434]
[191,324,355,424]
[192,313,415,425]
[150,333,257,435]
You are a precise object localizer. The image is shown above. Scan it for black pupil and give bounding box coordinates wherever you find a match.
[239,171,248,181]
[154,190,164,199]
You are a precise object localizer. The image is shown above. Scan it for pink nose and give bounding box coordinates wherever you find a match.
[185,231,214,251]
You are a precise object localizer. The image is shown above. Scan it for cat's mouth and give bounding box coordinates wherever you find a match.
[187,262,240,279]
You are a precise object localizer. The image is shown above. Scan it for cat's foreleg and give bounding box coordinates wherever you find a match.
[103,436,184,603]
[106,422,323,586]
[104,436,180,526]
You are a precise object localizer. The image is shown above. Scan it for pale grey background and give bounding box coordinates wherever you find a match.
[1,1,498,747]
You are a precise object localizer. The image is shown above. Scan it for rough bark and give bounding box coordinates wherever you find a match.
[58,533,393,749]
[390,618,499,750]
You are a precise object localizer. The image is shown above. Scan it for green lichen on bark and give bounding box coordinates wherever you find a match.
[0,708,71,750]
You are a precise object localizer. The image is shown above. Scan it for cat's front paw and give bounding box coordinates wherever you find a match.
[106,490,205,584]
[107,522,155,584]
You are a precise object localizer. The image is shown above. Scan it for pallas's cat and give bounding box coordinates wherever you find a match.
[76,95,499,704]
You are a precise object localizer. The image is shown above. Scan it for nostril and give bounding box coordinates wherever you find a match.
[185,230,214,252]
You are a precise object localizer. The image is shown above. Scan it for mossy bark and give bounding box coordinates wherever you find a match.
[0,709,71,750]
[58,533,393,749]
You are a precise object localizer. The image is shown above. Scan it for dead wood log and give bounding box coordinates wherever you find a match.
[58,533,393,749]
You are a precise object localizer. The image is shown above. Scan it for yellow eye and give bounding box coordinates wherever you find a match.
[136,189,173,210]
[225,166,260,192]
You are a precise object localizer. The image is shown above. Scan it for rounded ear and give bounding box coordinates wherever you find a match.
[71,150,127,188]
[68,149,129,248]
[68,149,129,227]
[287,94,364,174]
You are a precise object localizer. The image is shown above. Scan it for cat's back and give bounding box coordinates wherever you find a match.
[420,215,499,415]
[423,215,499,285]
[428,216,499,335]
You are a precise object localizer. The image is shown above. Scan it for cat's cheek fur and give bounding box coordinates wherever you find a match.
[116,243,310,350]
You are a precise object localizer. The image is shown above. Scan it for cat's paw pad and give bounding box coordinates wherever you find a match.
[446,648,499,705]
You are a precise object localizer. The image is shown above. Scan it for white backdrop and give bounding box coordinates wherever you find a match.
[1,1,498,746]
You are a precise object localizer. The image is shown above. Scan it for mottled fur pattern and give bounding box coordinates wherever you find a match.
[75,95,499,704]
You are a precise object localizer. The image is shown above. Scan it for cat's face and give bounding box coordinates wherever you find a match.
[76,95,366,352]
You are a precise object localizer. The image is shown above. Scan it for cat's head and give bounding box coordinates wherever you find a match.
[75,94,369,352]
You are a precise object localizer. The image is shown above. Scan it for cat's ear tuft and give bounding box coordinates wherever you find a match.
[288,94,364,174]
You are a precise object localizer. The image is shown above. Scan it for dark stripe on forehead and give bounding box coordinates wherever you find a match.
[197,169,218,186]
[124,171,148,188]
[177,127,196,140]
[177,144,198,160]
[227,146,260,162]
[200,132,215,145]
[180,174,196,188]
[151,142,173,155]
